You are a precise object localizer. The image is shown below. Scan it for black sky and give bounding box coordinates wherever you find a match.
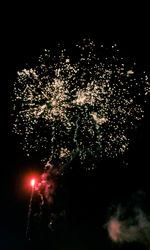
[5,5,150,250]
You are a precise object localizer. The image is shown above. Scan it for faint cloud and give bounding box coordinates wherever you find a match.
[106,192,150,248]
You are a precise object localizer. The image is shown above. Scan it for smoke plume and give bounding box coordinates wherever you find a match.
[107,201,150,248]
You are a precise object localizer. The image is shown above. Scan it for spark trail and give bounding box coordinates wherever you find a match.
[12,39,150,170]
[26,185,34,240]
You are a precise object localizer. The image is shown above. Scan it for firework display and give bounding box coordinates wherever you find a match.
[12,40,150,170]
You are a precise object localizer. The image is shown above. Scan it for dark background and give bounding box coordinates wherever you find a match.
[4,4,150,250]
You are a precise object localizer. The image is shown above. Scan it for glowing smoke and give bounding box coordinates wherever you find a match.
[37,162,60,204]
[107,203,150,248]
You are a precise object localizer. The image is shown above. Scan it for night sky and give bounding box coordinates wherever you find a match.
[5,5,150,250]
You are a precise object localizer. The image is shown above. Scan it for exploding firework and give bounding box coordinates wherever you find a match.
[12,39,150,170]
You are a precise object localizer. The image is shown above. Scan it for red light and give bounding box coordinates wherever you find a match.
[31,179,35,187]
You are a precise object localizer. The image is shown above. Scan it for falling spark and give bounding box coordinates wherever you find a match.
[31,179,35,187]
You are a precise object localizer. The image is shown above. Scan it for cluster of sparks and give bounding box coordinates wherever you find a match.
[12,40,150,170]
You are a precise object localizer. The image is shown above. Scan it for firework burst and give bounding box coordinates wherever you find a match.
[12,39,150,170]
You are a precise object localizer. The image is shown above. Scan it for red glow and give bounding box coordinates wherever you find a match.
[21,170,40,194]
[31,179,35,187]
[15,167,40,201]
